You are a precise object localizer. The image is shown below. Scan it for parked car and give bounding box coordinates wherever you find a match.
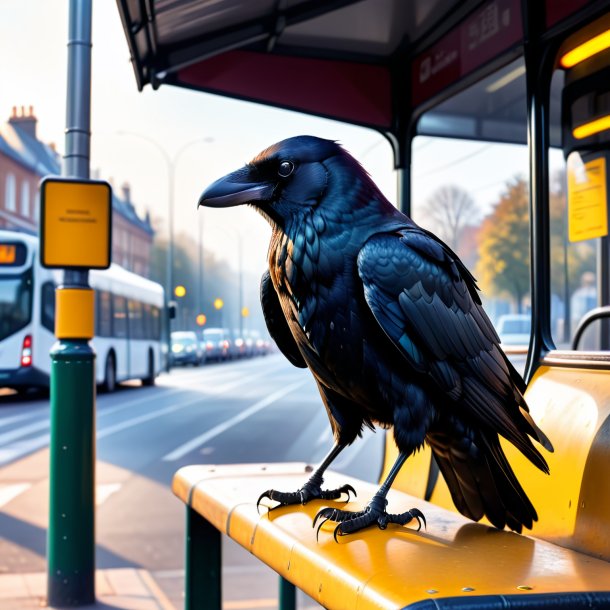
[170,331,202,366]
[246,329,271,356]
[201,327,231,362]
[497,314,531,347]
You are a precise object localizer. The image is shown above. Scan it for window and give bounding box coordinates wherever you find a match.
[128,299,144,339]
[0,269,33,341]
[5,174,16,212]
[20,181,30,217]
[113,295,127,338]
[96,290,113,337]
[41,281,55,333]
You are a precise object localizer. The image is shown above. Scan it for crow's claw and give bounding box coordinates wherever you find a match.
[314,502,426,541]
[257,482,358,513]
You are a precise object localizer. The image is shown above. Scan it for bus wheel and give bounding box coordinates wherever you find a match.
[142,351,155,386]
[103,353,116,393]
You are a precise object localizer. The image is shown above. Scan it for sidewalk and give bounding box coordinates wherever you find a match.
[0,568,176,610]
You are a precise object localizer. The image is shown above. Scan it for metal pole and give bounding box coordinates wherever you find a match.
[47,0,96,606]
[238,239,243,338]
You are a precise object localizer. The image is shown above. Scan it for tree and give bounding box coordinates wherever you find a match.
[422,185,479,252]
[476,176,530,313]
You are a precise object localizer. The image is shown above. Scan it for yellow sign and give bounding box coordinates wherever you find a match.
[567,154,608,242]
[40,177,112,269]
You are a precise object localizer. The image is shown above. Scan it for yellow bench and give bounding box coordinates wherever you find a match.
[172,363,610,609]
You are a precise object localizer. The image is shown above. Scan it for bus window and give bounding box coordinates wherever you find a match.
[97,290,113,338]
[41,281,55,333]
[550,21,610,351]
[150,305,161,340]
[128,299,144,339]
[0,268,33,341]
[113,295,128,338]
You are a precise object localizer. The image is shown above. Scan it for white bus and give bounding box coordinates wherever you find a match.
[0,229,165,393]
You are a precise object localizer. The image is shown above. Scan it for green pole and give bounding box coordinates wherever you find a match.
[47,338,96,605]
[46,0,96,605]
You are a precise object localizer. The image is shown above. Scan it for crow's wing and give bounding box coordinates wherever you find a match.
[357,228,550,466]
[260,269,307,368]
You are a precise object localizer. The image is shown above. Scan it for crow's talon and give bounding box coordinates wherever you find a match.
[258,482,358,512]
[315,502,426,541]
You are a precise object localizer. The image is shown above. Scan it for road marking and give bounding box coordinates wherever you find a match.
[0,435,50,466]
[162,379,307,461]
[0,419,50,445]
[0,483,31,508]
[0,409,46,429]
[96,483,122,506]
[97,397,204,440]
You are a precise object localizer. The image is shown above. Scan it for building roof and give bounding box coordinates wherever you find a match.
[0,115,153,236]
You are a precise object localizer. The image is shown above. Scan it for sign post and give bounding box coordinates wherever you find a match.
[42,177,112,607]
[44,1,113,606]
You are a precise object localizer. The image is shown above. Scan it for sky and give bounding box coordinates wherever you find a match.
[0,0,544,283]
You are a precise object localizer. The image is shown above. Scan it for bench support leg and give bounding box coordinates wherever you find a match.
[279,576,296,610]
[185,506,221,610]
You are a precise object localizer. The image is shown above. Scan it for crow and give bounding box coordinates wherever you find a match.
[198,135,553,539]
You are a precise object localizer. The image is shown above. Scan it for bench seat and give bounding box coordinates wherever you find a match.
[173,462,610,610]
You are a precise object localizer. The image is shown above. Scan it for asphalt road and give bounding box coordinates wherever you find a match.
[0,353,385,608]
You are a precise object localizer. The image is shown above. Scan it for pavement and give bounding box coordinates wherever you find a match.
[0,568,177,610]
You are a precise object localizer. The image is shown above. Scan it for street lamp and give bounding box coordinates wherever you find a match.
[116,131,213,367]
[117,132,213,295]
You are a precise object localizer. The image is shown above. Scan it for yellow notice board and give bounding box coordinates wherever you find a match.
[40,177,112,269]
[567,154,608,242]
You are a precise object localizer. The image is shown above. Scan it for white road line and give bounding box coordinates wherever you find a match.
[0,410,47,430]
[162,379,308,461]
[97,397,205,439]
[0,419,50,445]
[0,483,31,508]
[0,435,50,465]
[96,483,122,506]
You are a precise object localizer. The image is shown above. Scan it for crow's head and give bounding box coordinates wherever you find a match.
[198,136,350,226]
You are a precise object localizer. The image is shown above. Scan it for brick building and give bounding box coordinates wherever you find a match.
[0,106,154,277]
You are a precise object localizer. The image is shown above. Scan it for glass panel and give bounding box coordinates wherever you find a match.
[0,269,33,341]
[412,135,529,371]
[41,281,56,333]
[113,295,127,338]
[128,299,144,340]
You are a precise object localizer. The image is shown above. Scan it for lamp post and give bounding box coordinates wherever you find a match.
[116,132,213,367]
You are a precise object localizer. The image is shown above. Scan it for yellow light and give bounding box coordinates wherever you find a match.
[241,307,250,318]
[560,29,610,68]
[573,114,610,139]
[214,298,224,310]
[196,314,207,326]
[174,285,186,298]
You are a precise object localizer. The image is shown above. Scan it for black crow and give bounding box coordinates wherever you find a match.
[198,136,553,539]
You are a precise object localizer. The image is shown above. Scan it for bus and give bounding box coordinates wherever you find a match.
[0,229,165,393]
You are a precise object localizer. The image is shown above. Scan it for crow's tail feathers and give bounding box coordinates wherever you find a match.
[428,429,539,533]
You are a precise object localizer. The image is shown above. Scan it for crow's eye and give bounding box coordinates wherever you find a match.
[278,160,294,178]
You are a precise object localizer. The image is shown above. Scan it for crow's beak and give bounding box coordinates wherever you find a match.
[198,167,275,208]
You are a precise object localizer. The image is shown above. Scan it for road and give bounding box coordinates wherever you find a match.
[0,353,384,608]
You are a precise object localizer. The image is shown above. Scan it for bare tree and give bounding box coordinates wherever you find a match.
[421,185,479,251]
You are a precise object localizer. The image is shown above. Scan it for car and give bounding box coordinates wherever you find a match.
[497,314,531,347]
[170,331,202,366]
[201,327,231,362]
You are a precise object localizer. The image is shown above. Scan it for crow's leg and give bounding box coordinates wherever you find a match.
[257,444,356,510]
[313,451,425,541]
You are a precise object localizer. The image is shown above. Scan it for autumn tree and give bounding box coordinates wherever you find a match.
[422,185,479,252]
[476,176,530,312]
